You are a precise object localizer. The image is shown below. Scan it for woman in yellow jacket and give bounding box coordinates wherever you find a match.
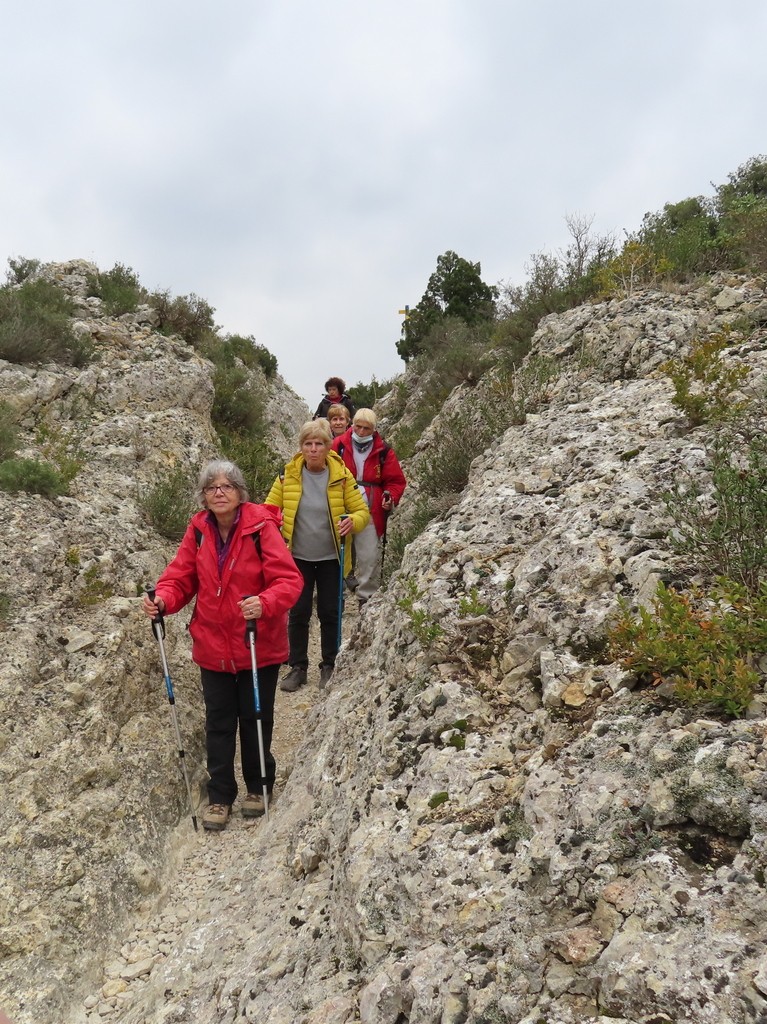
[265,419,369,691]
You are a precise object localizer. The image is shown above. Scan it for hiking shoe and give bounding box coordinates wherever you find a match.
[242,793,266,817]
[319,664,334,689]
[202,803,230,831]
[280,665,308,692]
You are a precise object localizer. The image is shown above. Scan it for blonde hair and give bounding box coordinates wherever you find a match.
[353,408,377,429]
[298,419,333,446]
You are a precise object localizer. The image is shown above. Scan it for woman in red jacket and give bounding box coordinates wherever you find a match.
[142,459,303,831]
[331,408,407,604]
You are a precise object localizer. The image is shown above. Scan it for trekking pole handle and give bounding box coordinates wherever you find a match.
[242,596,258,639]
[146,586,165,633]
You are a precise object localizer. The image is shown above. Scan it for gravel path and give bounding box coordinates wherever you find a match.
[79,606,356,1022]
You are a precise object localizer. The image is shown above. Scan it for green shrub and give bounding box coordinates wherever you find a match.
[238,337,278,378]
[0,591,10,628]
[396,579,445,645]
[382,496,440,581]
[458,587,489,617]
[35,423,84,489]
[662,328,749,426]
[420,407,477,499]
[5,257,40,285]
[86,263,145,316]
[665,430,767,593]
[0,458,68,497]
[348,374,395,410]
[149,289,216,347]
[217,432,282,503]
[0,401,18,460]
[78,565,114,606]
[0,278,92,366]
[211,365,267,436]
[140,466,196,541]
[608,580,765,716]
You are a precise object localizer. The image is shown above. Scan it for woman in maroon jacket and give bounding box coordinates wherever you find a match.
[142,459,303,831]
[331,408,407,604]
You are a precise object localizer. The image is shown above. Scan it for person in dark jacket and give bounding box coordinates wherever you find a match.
[332,408,406,604]
[314,376,356,420]
[142,459,303,832]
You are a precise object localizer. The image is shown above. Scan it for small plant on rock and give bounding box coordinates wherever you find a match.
[607,580,767,716]
[78,565,114,606]
[396,579,445,646]
[662,328,750,426]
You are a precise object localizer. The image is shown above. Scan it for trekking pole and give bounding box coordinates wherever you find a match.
[380,490,392,574]
[337,514,349,650]
[146,587,198,832]
[243,601,269,821]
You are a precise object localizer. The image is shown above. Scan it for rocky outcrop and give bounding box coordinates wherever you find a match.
[4,267,767,1024]
[0,262,309,1021]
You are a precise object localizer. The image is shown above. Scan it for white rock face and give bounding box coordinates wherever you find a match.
[0,261,309,1022]
[3,267,767,1024]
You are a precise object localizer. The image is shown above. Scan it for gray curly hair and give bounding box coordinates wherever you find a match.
[195,459,249,507]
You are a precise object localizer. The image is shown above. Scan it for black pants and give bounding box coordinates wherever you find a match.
[200,663,279,806]
[288,558,340,669]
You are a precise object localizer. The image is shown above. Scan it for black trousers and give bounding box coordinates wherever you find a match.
[200,663,279,805]
[288,557,340,669]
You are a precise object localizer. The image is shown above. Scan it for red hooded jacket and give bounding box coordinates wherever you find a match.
[154,503,302,672]
[331,429,407,536]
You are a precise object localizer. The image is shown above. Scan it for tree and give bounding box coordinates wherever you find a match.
[397,250,497,361]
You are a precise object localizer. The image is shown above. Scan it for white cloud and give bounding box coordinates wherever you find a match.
[1,0,766,404]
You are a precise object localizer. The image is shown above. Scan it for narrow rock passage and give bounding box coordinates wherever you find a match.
[78,616,338,1022]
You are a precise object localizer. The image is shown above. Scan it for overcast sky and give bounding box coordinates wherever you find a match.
[1,1,765,407]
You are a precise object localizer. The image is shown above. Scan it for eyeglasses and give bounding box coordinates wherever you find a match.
[203,483,236,495]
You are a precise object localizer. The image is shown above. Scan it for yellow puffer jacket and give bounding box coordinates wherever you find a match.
[265,449,370,575]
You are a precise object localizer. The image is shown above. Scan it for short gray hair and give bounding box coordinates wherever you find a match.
[195,459,249,507]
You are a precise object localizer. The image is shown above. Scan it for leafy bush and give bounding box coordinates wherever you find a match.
[87,263,145,316]
[638,197,724,280]
[662,328,749,426]
[0,591,10,627]
[0,401,18,460]
[348,374,396,410]
[0,278,92,366]
[139,466,196,541]
[665,430,767,594]
[383,496,441,582]
[217,432,282,502]
[211,365,267,436]
[608,580,765,716]
[149,289,216,347]
[0,458,68,497]
[213,334,278,377]
[36,423,84,489]
[5,256,40,285]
